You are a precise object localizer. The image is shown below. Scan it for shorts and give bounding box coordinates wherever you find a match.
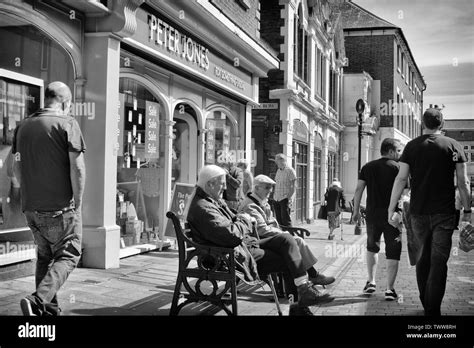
[366,215,402,260]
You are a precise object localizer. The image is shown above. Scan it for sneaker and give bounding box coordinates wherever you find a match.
[310,273,336,286]
[289,304,314,316]
[20,298,37,316]
[297,282,334,307]
[385,289,398,301]
[363,281,376,294]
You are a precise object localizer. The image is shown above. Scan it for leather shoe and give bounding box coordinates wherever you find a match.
[310,273,336,286]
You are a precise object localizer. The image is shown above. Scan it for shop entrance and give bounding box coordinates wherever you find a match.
[173,104,198,188]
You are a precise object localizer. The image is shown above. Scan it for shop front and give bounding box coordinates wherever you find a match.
[0,2,82,268]
[0,1,278,270]
[113,3,274,258]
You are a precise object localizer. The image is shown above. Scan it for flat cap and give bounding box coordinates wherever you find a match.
[254,174,276,186]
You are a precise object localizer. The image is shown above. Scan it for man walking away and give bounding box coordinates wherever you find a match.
[13,81,86,316]
[388,108,471,316]
[273,153,297,227]
[353,138,403,300]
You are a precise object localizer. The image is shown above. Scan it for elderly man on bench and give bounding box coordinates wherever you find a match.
[186,165,334,316]
[239,174,335,291]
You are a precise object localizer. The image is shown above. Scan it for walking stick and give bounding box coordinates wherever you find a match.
[340,213,344,240]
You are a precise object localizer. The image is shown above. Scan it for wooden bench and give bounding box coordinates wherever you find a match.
[166,211,282,316]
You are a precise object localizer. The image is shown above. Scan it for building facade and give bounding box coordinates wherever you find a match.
[335,0,426,200]
[255,0,346,223]
[0,0,278,270]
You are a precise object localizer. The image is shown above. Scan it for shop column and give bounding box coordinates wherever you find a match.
[80,33,122,269]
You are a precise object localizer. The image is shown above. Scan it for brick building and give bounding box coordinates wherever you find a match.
[334,0,427,200]
[254,0,346,223]
[443,119,474,200]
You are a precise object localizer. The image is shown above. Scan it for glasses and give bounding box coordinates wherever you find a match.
[260,184,273,190]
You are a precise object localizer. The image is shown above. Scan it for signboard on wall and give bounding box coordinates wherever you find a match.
[163,183,195,243]
[145,100,159,159]
[131,8,253,100]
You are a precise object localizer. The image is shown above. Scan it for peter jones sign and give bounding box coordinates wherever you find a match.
[145,13,249,95]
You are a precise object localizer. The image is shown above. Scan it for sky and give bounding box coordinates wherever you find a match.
[353,0,474,119]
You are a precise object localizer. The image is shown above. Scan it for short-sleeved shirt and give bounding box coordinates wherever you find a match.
[13,109,86,211]
[273,166,296,201]
[359,157,400,218]
[399,134,466,215]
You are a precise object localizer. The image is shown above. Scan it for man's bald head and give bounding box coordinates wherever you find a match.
[45,82,72,113]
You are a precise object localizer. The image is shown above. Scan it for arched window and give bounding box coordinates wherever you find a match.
[116,77,167,243]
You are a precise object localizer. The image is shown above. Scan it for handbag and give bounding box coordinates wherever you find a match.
[318,204,328,220]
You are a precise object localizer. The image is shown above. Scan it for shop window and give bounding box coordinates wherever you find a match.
[0,14,74,92]
[0,13,74,262]
[0,78,41,233]
[117,77,166,247]
[205,111,236,165]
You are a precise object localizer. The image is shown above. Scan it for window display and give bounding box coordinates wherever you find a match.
[117,77,166,247]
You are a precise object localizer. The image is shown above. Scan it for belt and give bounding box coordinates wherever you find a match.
[34,207,75,217]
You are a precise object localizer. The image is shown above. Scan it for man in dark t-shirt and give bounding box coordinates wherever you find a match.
[13,81,86,316]
[353,138,403,301]
[388,108,472,316]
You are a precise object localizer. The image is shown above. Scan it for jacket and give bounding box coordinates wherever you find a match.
[239,193,282,239]
[186,186,262,284]
[325,185,347,213]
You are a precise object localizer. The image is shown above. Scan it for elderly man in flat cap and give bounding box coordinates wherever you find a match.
[187,165,334,315]
[239,174,335,290]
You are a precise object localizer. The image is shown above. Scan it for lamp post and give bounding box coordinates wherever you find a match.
[354,99,365,235]
[356,99,365,174]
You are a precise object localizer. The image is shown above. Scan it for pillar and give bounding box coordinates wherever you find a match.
[80,33,122,269]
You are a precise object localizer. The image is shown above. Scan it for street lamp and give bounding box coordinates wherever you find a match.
[356,99,365,174]
[355,99,369,235]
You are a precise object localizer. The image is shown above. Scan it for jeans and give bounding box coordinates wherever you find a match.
[410,214,455,316]
[273,198,292,227]
[25,209,82,315]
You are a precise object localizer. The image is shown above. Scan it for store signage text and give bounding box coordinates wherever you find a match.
[148,14,210,71]
[214,66,244,90]
[145,101,160,159]
[252,103,278,109]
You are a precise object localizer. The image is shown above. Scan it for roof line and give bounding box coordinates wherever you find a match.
[344,1,426,88]
[349,0,399,29]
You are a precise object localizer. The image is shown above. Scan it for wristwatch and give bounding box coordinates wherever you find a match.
[463,209,472,214]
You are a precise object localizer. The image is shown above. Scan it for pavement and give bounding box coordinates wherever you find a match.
[0,212,473,316]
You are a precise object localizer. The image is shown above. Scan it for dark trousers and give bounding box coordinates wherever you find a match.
[273,198,292,227]
[25,209,82,315]
[255,233,306,297]
[410,214,455,316]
